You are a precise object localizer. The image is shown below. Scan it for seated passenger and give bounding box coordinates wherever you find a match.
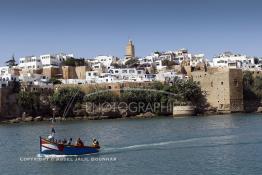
[62,138,67,144]
[67,138,73,145]
[92,138,100,147]
[76,138,84,147]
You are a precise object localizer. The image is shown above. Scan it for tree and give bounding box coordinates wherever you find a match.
[12,80,21,93]
[62,57,85,67]
[111,62,122,68]
[125,58,139,68]
[243,71,253,88]
[253,76,262,98]
[6,55,17,68]
[243,71,261,99]
[162,60,177,69]
[50,87,85,117]
[18,91,40,114]
[149,65,158,74]
[49,78,62,85]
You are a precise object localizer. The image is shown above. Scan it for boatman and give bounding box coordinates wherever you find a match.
[48,127,56,141]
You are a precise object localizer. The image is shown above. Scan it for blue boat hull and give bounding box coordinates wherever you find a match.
[40,137,100,155]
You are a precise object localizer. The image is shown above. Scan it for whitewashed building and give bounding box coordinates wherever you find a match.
[40,53,73,68]
[86,71,100,83]
[19,53,73,70]
[190,54,206,67]
[93,55,118,69]
[19,56,42,70]
[212,52,256,69]
[155,71,182,82]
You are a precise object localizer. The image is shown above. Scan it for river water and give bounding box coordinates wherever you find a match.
[1,114,262,175]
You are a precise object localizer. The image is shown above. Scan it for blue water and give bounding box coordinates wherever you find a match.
[1,114,262,175]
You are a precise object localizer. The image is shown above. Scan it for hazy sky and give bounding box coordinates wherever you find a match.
[0,0,261,65]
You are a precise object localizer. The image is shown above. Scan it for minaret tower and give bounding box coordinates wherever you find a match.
[125,40,135,59]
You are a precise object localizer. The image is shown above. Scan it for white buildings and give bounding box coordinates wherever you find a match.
[84,68,158,84]
[190,54,206,67]
[86,71,100,83]
[19,56,42,70]
[40,53,73,68]
[0,66,20,88]
[19,73,49,83]
[19,53,73,71]
[93,55,118,69]
[212,52,256,69]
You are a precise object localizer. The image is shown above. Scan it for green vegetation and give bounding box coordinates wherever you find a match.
[84,79,207,114]
[243,71,262,100]
[50,87,85,117]
[49,77,62,85]
[62,57,85,66]
[162,60,178,69]
[18,91,40,114]
[125,58,139,68]
[5,55,17,68]
[16,79,207,117]
[149,65,158,74]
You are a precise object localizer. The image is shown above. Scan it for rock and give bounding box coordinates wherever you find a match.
[143,112,156,118]
[23,116,33,122]
[55,117,62,121]
[257,107,262,113]
[87,116,100,120]
[9,118,20,123]
[34,116,43,121]
[43,118,50,121]
[100,116,110,120]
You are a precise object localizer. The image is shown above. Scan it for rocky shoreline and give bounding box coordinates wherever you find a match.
[1,109,262,124]
[0,111,162,124]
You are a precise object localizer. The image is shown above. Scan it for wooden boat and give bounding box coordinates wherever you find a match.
[40,137,100,155]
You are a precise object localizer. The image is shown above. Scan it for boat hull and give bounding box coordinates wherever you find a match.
[40,137,99,155]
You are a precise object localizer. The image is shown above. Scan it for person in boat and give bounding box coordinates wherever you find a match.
[76,138,84,147]
[62,138,67,144]
[47,127,56,141]
[67,138,73,145]
[92,138,100,148]
[47,134,54,141]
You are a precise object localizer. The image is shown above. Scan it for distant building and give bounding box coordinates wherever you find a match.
[19,56,42,71]
[40,53,73,68]
[125,40,135,59]
[155,71,182,82]
[93,55,118,69]
[192,68,244,112]
[212,52,256,69]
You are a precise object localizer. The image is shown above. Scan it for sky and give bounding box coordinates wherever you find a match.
[0,0,262,65]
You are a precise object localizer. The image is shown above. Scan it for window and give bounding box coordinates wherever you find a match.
[233,79,239,87]
[221,81,224,85]
[211,81,213,87]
